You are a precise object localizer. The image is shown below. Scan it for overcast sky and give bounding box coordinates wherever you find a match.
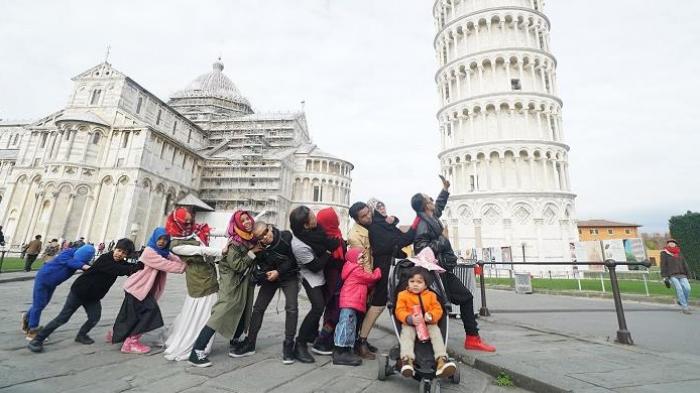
[1,0,698,233]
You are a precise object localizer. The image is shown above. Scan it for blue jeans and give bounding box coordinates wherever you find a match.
[334,308,358,348]
[670,276,691,309]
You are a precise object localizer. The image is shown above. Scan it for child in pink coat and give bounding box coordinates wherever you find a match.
[332,247,381,366]
[111,227,186,354]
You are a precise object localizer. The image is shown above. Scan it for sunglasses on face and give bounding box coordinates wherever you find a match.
[254,225,271,242]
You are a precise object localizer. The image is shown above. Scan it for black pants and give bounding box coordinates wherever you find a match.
[24,254,38,272]
[248,278,299,343]
[298,279,326,344]
[193,313,248,351]
[370,256,393,307]
[441,271,479,336]
[36,290,101,342]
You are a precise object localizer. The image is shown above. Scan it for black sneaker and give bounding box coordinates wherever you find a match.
[282,339,295,365]
[229,338,244,353]
[332,347,362,366]
[311,339,333,356]
[229,338,255,358]
[28,339,44,353]
[188,349,212,367]
[294,340,315,363]
[75,334,95,345]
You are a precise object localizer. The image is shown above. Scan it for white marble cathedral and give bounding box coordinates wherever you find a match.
[433,0,578,269]
[0,59,353,247]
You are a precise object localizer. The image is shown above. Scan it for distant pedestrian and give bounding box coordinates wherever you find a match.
[41,239,60,262]
[97,242,105,255]
[661,239,692,314]
[0,225,5,247]
[24,235,43,272]
[74,237,86,248]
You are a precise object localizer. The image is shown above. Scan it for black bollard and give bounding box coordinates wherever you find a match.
[605,260,633,345]
[478,261,491,316]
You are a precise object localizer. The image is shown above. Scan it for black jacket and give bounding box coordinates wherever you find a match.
[413,189,458,271]
[71,252,143,301]
[255,228,299,281]
[660,250,690,278]
[368,211,416,262]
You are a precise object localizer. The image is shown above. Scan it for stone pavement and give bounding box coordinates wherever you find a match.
[373,288,700,393]
[0,274,528,393]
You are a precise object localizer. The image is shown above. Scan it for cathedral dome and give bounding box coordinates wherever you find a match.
[171,59,251,107]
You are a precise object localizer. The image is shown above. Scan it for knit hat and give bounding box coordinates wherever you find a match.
[115,238,135,254]
[667,239,679,245]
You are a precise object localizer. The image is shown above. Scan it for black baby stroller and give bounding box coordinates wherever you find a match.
[376,258,461,392]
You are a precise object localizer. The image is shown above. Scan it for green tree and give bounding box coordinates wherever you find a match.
[669,211,700,278]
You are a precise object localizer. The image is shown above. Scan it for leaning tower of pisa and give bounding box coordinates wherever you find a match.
[433,0,578,269]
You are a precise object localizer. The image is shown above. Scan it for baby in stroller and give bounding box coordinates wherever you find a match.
[395,266,457,378]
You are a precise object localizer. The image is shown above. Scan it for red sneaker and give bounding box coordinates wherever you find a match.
[464,335,496,352]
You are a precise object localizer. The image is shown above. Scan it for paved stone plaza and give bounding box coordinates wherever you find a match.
[0,273,527,393]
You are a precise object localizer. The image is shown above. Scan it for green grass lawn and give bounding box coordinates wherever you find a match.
[0,257,45,272]
[484,277,698,300]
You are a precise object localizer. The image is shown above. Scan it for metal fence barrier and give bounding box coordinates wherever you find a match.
[473,259,652,345]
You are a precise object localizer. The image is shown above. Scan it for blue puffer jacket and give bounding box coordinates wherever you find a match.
[35,244,96,287]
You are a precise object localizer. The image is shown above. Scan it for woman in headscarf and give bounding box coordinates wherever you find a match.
[163,208,224,361]
[111,228,186,354]
[311,207,347,355]
[187,210,262,367]
[357,197,417,358]
[289,205,340,363]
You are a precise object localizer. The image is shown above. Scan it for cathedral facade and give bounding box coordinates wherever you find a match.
[0,60,353,247]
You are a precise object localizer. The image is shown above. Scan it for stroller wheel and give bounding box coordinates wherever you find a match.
[377,354,388,381]
[450,365,461,384]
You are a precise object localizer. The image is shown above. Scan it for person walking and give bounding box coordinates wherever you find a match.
[21,244,95,340]
[27,239,142,353]
[231,221,300,364]
[188,211,261,367]
[41,239,60,263]
[163,208,222,361]
[289,206,339,363]
[0,225,5,247]
[661,239,692,314]
[24,235,43,272]
[411,175,495,352]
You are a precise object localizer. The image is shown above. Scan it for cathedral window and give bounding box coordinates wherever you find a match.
[187,129,192,143]
[40,133,47,148]
[172,121,178,134]
[511,79,522,90]
[136,97,143,114]
[122,132,130,148]
[92,133,101,144]
[156,110,162,125]
[90,89,102,105]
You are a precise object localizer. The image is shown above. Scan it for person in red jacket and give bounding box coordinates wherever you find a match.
[332,247,381,366]
[395,267,456,378]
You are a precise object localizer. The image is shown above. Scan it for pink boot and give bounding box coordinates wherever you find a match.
[121,335,151,354]
[105,329,113,343]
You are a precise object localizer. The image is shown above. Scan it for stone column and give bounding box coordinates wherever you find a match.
[23,191,44,243]
[100,182,118,242]
[473,218,483,249]
[41,192,60,240]
[60,193,77,239]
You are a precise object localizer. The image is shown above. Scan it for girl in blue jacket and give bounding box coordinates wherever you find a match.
[21,244,95,340]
